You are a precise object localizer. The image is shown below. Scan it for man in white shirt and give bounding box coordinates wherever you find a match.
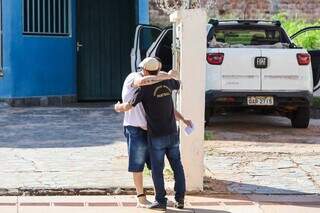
[121,58,175,207]
[119,58,191,208]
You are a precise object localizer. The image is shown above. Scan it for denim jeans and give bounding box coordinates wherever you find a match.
[124,126,151,172]
[148,133,186,204]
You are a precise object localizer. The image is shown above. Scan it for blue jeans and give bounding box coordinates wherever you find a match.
[124,126,151,172]
[148,133,186,204]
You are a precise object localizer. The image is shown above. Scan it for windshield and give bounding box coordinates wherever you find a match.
[208,26,290,48]
[215,29,281,45]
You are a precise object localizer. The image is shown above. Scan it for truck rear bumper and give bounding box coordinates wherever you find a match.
[206,90,313,108]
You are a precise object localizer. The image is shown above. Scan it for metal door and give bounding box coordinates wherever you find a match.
[77,0,136,100]
[291,26,320,90]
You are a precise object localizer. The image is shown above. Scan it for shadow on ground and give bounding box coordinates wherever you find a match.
[167,209,230,213]
[206,114,320,144]
[186,177,320,208]
[202,177,315,195]
[0,104,125,148]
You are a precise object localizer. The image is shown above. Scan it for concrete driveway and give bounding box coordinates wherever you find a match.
[205,114,320,194]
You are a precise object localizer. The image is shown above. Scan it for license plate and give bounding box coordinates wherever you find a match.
[247,96,274,106]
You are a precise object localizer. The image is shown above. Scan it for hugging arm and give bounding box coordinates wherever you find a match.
[114,102,133,112]
[132,70,179,88]
[114,88,144,113]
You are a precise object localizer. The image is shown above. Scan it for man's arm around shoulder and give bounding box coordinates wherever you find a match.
[114,87,144,113]
[114,102,133,113]
[132,70,179,88]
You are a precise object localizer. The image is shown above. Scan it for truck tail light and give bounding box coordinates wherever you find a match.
[297,53,311,65]
[207,53,224,65]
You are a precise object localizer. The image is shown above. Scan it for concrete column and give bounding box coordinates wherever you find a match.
[170,9,207,191]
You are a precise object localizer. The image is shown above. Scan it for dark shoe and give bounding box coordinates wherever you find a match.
[174,199,184,209]
[148,201,167,211]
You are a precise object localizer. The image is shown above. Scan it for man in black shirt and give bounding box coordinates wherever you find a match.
[115,57,188,210]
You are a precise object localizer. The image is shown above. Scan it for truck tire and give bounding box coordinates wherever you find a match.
[291,107,310,128]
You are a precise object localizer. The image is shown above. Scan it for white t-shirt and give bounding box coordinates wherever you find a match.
[122,72,147,130]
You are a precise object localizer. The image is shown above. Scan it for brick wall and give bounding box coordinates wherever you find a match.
[150,0,320,27]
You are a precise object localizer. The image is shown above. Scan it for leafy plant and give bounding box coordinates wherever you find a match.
[313,97,320,108]
[273,14,320,50]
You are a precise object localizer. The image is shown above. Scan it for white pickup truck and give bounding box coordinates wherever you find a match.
[131,20,320,128]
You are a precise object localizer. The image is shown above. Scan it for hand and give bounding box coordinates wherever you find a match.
[168,69,179,79]
[114,101,122,113]
[182,119,193,128]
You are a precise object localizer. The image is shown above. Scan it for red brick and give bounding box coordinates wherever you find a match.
[150,0,320,26]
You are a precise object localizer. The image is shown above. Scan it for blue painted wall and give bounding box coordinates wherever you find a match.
[138,0,150,24]
[0,0,15,98]
[1,0,77,98]
[0,0,149,99]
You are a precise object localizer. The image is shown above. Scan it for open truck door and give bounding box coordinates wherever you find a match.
[291,26,320,91]
[144,24,212,72]
[146,28,173,72]
[131,25,162,72]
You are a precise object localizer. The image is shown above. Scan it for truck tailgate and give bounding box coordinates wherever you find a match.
[206,48,313,93]
[215,48,261,91]
[261,49,313,91]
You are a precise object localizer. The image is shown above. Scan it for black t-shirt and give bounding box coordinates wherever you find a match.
[130,79,180,137]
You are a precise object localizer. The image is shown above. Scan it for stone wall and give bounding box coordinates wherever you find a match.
[150,0,320,27]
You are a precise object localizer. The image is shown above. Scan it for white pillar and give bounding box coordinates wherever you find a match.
[170,9,207,191]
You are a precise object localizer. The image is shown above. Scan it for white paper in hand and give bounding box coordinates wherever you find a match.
[184,122,195,136]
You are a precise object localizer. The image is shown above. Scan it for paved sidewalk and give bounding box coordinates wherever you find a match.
[0,195,320,213]
[0,104,154,190]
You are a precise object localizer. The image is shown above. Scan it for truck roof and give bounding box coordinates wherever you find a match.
[207,19,292,45]
[209,19,282,27]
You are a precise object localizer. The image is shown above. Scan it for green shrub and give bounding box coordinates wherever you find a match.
[273,14,320,50]
[204,131,214,140]
[313,97,320,108]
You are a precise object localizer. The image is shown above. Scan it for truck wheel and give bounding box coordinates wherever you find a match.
[291,107,310,128]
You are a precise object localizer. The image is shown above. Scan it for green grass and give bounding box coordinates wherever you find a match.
[143,167,151,177]
[204,131,214,141]
[313,97,320,108]
[164,168,174,181]
[143,166,174,181]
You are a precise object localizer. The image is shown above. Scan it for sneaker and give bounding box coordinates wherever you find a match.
[148,201,167,211]
[136,194,152,208]
[174,199,184,209]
